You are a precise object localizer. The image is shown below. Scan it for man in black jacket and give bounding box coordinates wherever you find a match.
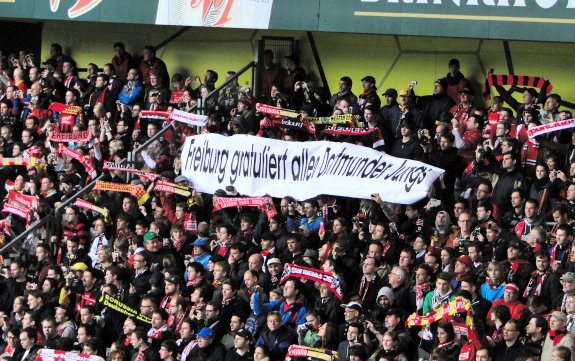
[422,132,459,191]
[129,253,152,308]
[0,259,27,313]
[225,328,253,361]
[255,312,297,361]
[15,327,40,361]
[417,78,455,131]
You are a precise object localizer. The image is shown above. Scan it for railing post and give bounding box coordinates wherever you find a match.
[126,152,132,183]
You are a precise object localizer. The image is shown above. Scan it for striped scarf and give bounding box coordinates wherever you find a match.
[483,74,552,100]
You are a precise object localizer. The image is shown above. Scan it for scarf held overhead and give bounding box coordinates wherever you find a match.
[102,162,159,181]
[74,198,110,223]
[280,263,343,300]
[50,130,91,143]
[7,190,38,210]
[59,145,97,180]
[213,196,277,220]
[482,74,552,100]
[406,296,473,328]
[93,180,149,205]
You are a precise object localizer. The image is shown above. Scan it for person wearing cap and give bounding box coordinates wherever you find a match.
[416,78,455,130]
[283,54,306,95]
[357,75,380,112]
[189,237,210,272]
[541,311,575,361]
[453,255,474,286]
[523,250,560,312]
[225,327,252,361]
[261,258,282,293]
[494,83,547,126]
[339,301,363,339]
[505,240,535,289]
[380,88,398,119]
[258,232,278,268]
[382,87,421,142]
[444,58,471,104]
[449,86,477,133]
[142,231,168,271]
[160,274,182,310]
[330,76,358,108]
[486,283,526,328]
[557,272,575,311]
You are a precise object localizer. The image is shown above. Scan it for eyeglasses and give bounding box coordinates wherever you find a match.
[503,328,518,333]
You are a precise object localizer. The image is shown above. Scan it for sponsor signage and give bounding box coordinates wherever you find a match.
[1,0,574,41]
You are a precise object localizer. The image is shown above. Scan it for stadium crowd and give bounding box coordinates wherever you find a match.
[0,42,574,361]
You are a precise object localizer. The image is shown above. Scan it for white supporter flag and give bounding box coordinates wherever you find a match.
[180,134,444,204]
[171,109,208,127]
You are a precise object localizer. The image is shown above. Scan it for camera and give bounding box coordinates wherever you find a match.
[26,273,38,284]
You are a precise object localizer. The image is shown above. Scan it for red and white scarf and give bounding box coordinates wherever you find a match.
[523,271,547,298]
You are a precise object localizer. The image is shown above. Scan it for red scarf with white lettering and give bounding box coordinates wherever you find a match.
[59,145,97,180]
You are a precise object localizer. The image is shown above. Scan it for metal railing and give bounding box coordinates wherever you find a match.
[0,61,257,257]
[0,159,127,257]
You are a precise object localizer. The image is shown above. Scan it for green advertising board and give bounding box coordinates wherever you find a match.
[1,0,574,42]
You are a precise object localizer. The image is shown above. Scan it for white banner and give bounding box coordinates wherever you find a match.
[527,119,575,140]
[155,0,274,29]
[180,134,444,204]
[171,109,208,127]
